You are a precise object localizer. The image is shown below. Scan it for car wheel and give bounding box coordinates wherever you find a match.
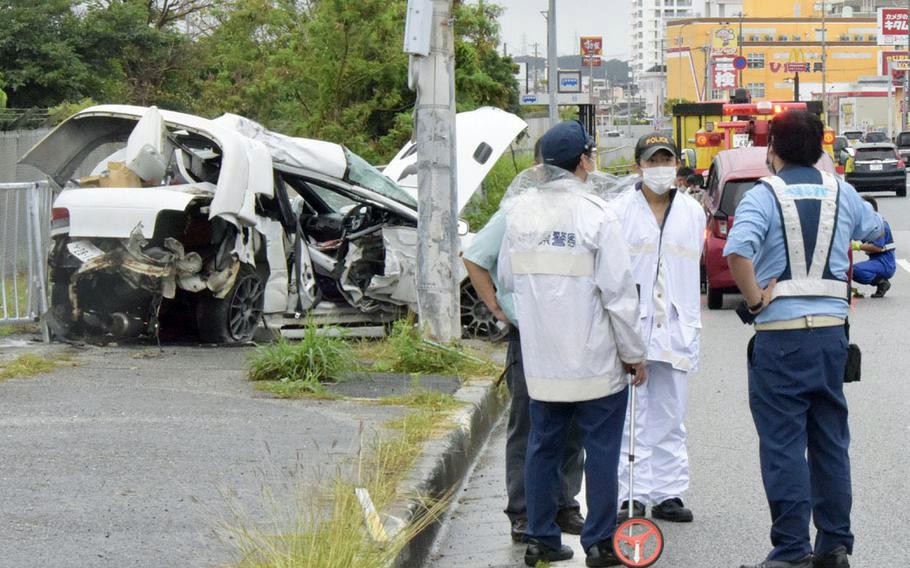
[707,287,723,310]
[460,282,509,342]
[196,265,264,344]
[898,184,907,197]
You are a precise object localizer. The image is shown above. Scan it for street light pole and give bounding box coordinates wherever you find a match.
[547,0,558,126]
[413,0,459,341]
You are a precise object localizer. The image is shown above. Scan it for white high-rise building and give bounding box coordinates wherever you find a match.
[630,0,698,79]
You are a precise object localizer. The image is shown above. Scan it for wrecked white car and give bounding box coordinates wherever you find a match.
[21,105,526,343]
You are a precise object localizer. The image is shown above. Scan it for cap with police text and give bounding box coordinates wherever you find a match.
[635,132,678,163]
[539,120,595,165]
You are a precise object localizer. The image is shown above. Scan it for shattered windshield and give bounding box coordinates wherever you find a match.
[344,148,418,209]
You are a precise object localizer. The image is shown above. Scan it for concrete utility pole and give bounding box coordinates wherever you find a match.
[547,0,558,126]
[413,0,460,341]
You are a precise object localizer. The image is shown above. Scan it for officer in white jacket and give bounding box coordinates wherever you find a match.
[498,121,648,567]
[610,133,705,524]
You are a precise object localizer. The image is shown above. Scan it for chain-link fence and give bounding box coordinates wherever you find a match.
[1,182,52,339]
[0,129,53,183]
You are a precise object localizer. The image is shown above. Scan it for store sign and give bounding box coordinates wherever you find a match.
[558,70,582,93]
[768,49,824,73]
[878,8,908,45]
[881,51,909,82]
[582,55,602,67]
[712,27,738,55]
[769,61,824,73]
[580,36,602,56]
[712,56,738,89]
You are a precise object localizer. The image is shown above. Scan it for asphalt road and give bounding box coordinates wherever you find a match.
[0,344,406,568]
[429,190,910,567]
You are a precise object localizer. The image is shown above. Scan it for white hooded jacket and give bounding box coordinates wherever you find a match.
[609,186,705,372]
[498,167,646,403]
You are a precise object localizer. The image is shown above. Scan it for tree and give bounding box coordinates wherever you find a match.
[0,0,92,107]
[77,1,195,106]
[85,0,219,32]
[453,1,519,114]
[191,0,519,162]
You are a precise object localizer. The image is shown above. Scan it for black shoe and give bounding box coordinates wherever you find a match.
[650,498,694,523]
[510,518,528,543]
[616,499,646,524]
[871,279,891,298]
[555,508,585,535]
[524,541,574,566]
[814,546,850,568]
[586,541,623,567]
[740,557,813,568]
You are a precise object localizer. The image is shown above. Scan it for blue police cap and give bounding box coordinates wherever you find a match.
[539,120,595,165]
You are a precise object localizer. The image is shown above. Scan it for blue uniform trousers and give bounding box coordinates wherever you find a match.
[526,387,628,552]
[748,326,854,561]
[852,258,895,285]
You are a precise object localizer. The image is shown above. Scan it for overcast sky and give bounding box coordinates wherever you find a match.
[486,0,705,61]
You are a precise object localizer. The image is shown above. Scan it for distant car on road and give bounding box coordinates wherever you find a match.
[702,146,836,309]
[841,130,863,146]
[862,131,888,143]
[604,130,622,138]
[845,143,907,197]
[895,131,910,162]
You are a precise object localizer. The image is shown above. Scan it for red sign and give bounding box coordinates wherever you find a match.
[582,55,602,67]
[712,56,738,90]
[881,50,909,79]
[580,36,603,56]
[880,8,908,36]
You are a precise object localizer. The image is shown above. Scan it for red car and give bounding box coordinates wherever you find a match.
[702,147,836,309]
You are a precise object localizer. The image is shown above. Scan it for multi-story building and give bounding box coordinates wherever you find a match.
[703,0,743,18]
[631,0,698,78]
[631,0,698,118]
[666,0,909,131]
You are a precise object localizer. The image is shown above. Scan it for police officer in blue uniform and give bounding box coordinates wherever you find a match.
[724,110,882,568]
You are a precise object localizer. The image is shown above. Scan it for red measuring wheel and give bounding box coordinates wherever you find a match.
[612,517,664,567]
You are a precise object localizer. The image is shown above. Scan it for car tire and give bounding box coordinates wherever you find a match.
[897,184,907,197]
[707,288,724,310]
[460,281,509,342]
[196,264,264,344]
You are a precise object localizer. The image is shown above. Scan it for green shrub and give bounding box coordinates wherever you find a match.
[248,324,352,386]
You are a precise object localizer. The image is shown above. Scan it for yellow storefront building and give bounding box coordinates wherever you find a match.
[666,0,901,113]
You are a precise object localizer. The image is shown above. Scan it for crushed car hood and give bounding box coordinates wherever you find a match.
[383,107,528,213]
[19,104,273,228]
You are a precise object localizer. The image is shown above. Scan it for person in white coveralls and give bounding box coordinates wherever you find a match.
[497,120,648,568]
[610,133,705,525]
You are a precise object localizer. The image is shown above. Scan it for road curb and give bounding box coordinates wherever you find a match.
[386,375,506,568]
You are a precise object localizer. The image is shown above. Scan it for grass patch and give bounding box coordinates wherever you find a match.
[248,322,353,398]
[379,389,462,413]
[379,319,498,377]
[0,353,75,382]
[1,275,31,321]
[223,385,460,567]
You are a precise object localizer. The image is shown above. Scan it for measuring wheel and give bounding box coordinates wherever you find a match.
[613,517,664,567]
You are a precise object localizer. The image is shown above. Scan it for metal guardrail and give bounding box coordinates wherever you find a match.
[0,181,52,340]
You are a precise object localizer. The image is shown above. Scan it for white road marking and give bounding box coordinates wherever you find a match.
[898,259,910,275]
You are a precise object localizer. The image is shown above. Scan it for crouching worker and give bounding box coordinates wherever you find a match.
[851,196,895,298]
[498,120,648,567]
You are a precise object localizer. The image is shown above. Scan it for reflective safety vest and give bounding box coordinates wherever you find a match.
[761,172,849,303]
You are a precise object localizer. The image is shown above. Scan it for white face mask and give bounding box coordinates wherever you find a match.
[642,166,677,194]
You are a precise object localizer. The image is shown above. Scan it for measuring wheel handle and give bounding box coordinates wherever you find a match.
[612,517,664,567]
